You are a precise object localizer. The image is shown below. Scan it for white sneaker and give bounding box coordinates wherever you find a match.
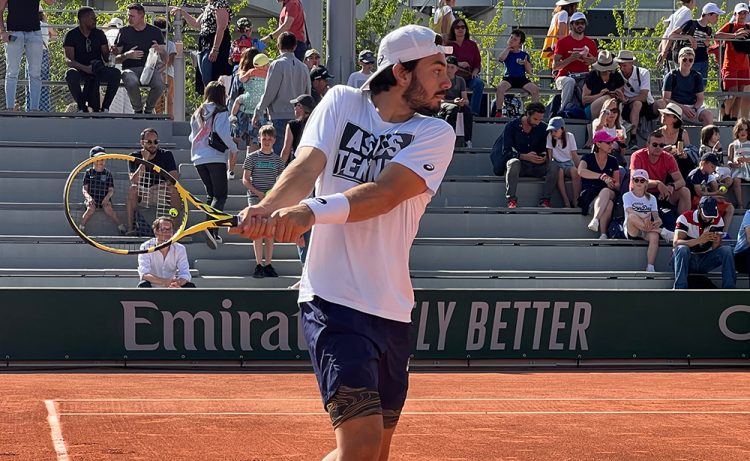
[587,217,600,232]
[646,264,656,272]
[599,234,608,240]
[203,229,219,250]
[227,170,235,180]
[465,140,473,148]
[660,228,675,243]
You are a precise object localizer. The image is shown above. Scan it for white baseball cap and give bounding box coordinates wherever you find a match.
[361,25,452,91]
[108,17,124,28]
[702,2,725,15]
[735,3,749,13]
[569,12,587,23]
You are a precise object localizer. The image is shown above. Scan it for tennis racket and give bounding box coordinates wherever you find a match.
[63,153,239,255]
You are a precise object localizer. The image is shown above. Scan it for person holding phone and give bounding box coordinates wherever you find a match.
[581,50,625,120]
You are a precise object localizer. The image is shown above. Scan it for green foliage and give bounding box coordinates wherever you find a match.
[461,2,507,87]
[355,0,424,54]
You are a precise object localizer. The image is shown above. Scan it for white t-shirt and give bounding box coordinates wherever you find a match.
[346,70,371,88]
[622,66,655,104]
[297,85,455,322]
[433,5,455,30]
[663,6,692,38]
[623,191,658,229]
[546,131,577,163]
[556,11,569,25]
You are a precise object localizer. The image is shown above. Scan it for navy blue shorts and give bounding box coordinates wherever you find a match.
[300,296,412,414]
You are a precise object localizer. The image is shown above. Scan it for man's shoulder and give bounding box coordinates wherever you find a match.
[129,150,143,158]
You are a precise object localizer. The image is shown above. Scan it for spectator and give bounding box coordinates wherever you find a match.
[79,146,127,235]
[630,130,692,216]
[137,216,196,288]
[230,52,269,167]
[189,81,238,248]
[0,0,54,111]
[734,209,750,281]
[661,47,714,125]
[553,12,598,114]
[715,3,750,121]
[727,117,750,208]
[303,48,320,70]
[503,102,559,208]
[126,128,180,236]
[615,50,658,148]
[699,125,737,201]
[171,1,232,93]
[687,152,736,237]
[103,17,133,114]
[32,8,57,112]
[582,50,625,120]
[438,55,473,148]
[546,117,580,208]
[347,49,375,88]
[229,18,265,70]
[624,169,666,272]
[310,65,333,104]
[152,17,176,118]
[63,7,122,113]
[672,196,736,289]
[280,94,315,166]
[658,0,696,69]
[667,2,723,81]
[114,3,167,114]
[541,0,580,70]
[656,102,694,180]
[254,32,311,155]
[431,0,456,39]
[261,0,308,62]
[448,18,485,116]
[243,124,284,278]
[591,97,627,165]
[578,130,621,239]
[495,29,540,117]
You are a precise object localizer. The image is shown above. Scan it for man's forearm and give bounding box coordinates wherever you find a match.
[259,147,325,211]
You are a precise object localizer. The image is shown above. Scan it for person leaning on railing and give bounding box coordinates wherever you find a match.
[714,3,750,121]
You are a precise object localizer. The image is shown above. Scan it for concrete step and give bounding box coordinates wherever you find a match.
[0,147,192,172]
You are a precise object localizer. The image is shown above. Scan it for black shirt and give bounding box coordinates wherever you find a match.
[286,117,308,165]
[502,116,548,161]
[584,70,625,96]
[115,25,165,69]
[83,168,114,199]
[687,167,712,199]
[7,0,41,32]
[128,149,177,187]
[63,27,109,66]
[580,153,619,191]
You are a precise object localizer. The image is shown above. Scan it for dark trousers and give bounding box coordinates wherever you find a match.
[438,102,473,142]
[294,40,308,62]
[736,247,750,276]
[65,67,121,112]
[138,280,196,288]
[196,162,228,237]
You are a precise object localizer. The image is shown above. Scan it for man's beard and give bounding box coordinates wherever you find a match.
[404,78,444,116]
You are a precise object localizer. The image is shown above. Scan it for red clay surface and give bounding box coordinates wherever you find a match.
[2,370,749,460]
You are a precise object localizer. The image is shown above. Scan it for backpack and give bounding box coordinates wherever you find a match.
[670,20,699,62]
[503,95,523,118]
[230,35,254,64]
[723,23,750,56]
[489,129,510,176]
[606,194,626,239]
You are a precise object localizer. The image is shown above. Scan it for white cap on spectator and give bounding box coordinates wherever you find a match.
[569,12,587,23]
[108,18,124,28]
[555,0,580,5]
[632,169,649,181]
[735,3,749,13]
[361,25,452,91]
[702,2,725,15]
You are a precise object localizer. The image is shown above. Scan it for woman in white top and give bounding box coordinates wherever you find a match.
[432,0,456,39]
[541,0,580,69]
[727,117,750,208]
[623,169,664,272]
[546,116,580,208]
[591,97,626,165]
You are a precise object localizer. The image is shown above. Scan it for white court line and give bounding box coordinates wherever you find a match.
[58,411,750,416]
[44,400,70,461]
[53,397,750,402]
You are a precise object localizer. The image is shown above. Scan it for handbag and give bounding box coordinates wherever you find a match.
[207,112,230,153]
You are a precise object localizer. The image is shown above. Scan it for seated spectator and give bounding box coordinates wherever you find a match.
[727,117,750,208]
[624,169,667,272]
[578,130,621,239]
[582,50,625,120]
[303,48,320,70]
[438,55,473,148]
[137,216,196,288]
[591,97,627,165]
[495,29,540,117]
[347,50,375,88]
[687,153,736,237]
[553,12,598,113]
[615,50,658,148]
[79,146,127,235]
[667,2,723,80]
[242,125,284,278]
[630,130,692,217]
[734,209,750,280]
[230,52,269,165]
[661,47,714,125]
[281,94,315,166]
[672,196,736,289]
[546,117,581,208]
[699,124,738,203]
[715,3,750,121]
[310,65,333,104]
[63,7,121,112]
[657,102,695,180]
[448,18,485,116]
[503,102,559,208]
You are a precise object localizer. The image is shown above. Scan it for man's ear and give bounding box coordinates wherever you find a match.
[392,63,412,88]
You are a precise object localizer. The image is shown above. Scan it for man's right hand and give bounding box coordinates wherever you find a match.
[521,152,545,164]
[229,204,273,240]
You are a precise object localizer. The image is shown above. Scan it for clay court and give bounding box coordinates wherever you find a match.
[2,369,749,460]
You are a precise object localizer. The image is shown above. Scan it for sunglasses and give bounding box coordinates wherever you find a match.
[144,139,159,145]
[633,178,648,183]
[651,142,666,148]
[681,58,694,62]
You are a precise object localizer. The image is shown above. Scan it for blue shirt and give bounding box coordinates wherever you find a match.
[503,50,529,78]
[735,210,750,254]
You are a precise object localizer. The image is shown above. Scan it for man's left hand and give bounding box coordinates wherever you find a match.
[268,204,314,245]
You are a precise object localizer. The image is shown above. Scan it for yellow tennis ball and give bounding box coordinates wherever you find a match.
[719,185,728,193]
[169,208,179,217]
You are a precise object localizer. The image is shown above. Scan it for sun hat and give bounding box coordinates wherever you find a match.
[592,50,618,72]
[614,50,636,63]
[658,102,683,120]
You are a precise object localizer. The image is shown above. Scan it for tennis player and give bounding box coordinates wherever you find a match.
[232,25,455,461]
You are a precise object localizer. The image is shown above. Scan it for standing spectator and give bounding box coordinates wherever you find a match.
[578,130,621,239]
[254,32,311,156]
[79,146,127,235]
[616,50,658,148]
[734,209,750,281]
[546,117,580,208]
[495,29,540,117]
[448,18,485,116]
[303,48,320,70]
[261,0,308,62]
[153,17,176,118]
[687,153,736,237]
[591,97,626,165]
[243,125,284,278]
[661,47,714,125]
[114,3,167,114]
[0,0,55,111]
[230,51,269,165]
[281,94,315,166]
[715,4,750,121]
[541,0,580,70]
[431,0,456,39]
[672,196,736,289]
[503,102,559,208]
[189,81,238,248]
[137,216,196,288]
[624,169,665,272]
[667,2,723,81]
[347,50,375,88]
[438,55,473,147]
[553,12,598,114]
[658,0,696,70]
[63,7,122,113]
[727,117,750,208]
[310,65,333,104]
[30,7,57,112]
[229,18,265,70]
[657,102,694,180]
[171,1,232,94]
[630,130,692,216]
[581,50,625,120]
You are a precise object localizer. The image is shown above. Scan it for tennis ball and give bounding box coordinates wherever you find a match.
[169,207,179,217]
[719,185,728,193]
